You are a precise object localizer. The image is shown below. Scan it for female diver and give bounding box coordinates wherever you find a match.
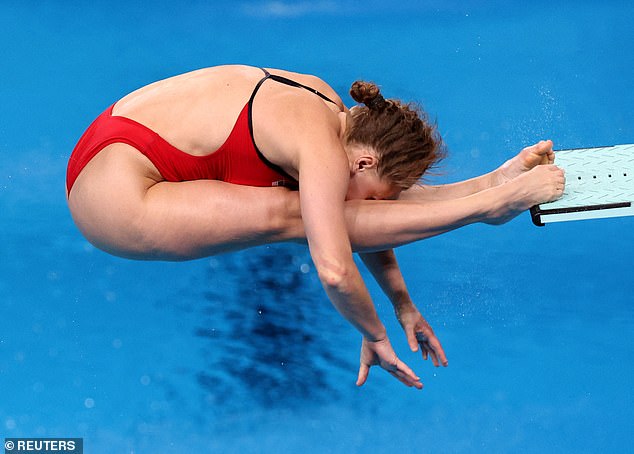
[66,65,565,389]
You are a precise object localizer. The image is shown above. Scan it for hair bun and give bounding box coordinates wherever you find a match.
[350,81,386,110]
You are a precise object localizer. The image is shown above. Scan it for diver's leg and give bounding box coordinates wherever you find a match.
[67,143,304,260]
[398,140,556,202]
[68,143,562,260]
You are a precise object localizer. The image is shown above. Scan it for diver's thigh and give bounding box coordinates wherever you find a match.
[140,180,301,259]
[68,143,303,260]
[67,143,162,258]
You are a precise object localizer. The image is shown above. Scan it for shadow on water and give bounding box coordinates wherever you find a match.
[192,244,354,411]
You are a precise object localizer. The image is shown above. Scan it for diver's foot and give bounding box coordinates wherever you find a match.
[485,163,565,225]
[494,140,555,185]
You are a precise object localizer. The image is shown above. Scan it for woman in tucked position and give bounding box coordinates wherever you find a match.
[66,65,564,389]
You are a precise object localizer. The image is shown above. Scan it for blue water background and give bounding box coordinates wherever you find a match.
[1,1,633,452]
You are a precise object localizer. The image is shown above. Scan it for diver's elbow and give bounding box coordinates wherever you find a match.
[315,258,354,293]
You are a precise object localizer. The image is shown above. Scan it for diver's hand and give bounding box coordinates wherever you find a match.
[356,336,423,389]
[396,303,448,367]
[494,140,556,185]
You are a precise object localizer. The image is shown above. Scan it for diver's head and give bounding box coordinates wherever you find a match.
[343,80,445,198]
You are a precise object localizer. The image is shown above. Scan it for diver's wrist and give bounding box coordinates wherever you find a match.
[364,329,388,343]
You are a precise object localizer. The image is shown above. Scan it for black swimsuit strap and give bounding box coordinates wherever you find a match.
[244,68,338,189]
[246,68,272,107]
[250,68,339,106]
[244,69,299,188]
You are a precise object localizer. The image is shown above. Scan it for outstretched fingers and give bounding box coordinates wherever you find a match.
[357,336,423,389]
[357,360,421,389]
[388,359,423,389]
[415,332,449,367]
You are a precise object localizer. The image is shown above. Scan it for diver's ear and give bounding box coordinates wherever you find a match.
[354,155,378,173]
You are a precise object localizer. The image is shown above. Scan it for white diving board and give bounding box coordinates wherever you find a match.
[531,144,634,226]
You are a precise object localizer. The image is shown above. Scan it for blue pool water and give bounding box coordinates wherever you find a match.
[1,1,633,452]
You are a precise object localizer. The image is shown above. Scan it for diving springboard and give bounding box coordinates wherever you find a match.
[531,144,634,226]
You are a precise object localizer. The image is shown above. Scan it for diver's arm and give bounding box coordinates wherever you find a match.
[359,250,448,367]
[297,130,386,341]
[285,97,423,388]
[359,250,411,309]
